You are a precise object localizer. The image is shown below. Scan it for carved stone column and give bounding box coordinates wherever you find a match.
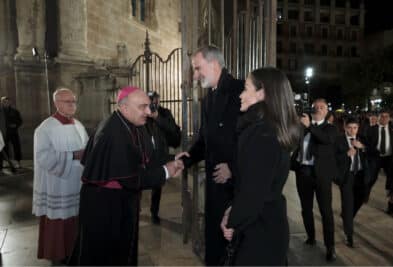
[265,0,277,66]
[0,0,6,65]
[57,0,89,62]
[14,0,46,60]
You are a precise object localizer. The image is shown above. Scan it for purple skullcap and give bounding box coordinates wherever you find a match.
[117,86,140,103]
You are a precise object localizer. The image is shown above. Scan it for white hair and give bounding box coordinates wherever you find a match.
[53,88,74,102]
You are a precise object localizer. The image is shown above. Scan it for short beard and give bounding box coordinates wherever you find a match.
[200,78,211,89]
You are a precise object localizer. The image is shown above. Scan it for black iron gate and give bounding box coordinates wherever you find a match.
[114,32,197,246]
[108,32,196,135]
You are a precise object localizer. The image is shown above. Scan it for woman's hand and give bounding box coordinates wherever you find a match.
[221,207,234,241]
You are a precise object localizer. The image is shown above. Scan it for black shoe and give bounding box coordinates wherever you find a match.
[326,247,336,262]
[346,236,354,248]
[304,238,316,246]
[386,203,393,215]
[151,214,161,225]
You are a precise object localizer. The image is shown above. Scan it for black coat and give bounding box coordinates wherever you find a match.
[335,134,370,186]
[291,121,338,180]
[3,106,22,135]
[146,106,181,165]
[365,124,393,159]
[227,113,289,266]
[186,68,244,266]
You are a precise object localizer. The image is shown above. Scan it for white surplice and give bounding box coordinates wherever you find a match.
[32,117,88,219]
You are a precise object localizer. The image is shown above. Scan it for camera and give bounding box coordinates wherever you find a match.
[294,93,314,116]
[150,102,158,113]
[148,91,159,113]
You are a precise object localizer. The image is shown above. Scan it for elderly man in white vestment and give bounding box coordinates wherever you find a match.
[32,88,88,264]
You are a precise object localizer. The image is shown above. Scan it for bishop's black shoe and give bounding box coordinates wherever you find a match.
[326,247,337,262]
[304,238,316,246]
[345,236,354,248]
[386,202,393,215]
[151,214,161,225]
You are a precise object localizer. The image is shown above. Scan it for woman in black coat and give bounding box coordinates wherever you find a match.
[221,67,300,266]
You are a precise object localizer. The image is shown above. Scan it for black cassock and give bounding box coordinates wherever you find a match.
[71,111,166,266]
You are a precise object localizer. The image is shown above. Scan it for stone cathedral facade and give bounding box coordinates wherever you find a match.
[0,0,181,157]
[0,0,276,161]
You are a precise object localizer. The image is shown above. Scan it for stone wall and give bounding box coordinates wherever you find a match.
[86,0,181,62]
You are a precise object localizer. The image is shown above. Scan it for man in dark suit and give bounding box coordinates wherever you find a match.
[146,91,181,224]
[335,117,370,248]
[366,110,393,214]
[1,97,23,169]
[177,46,243,265]
[291,98,338,261]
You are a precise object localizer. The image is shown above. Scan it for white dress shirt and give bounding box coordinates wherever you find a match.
[346,135,362,172]
[377,124,392,156]
[298,119,325,165]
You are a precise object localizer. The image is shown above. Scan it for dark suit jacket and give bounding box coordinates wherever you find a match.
[291,121,338,180]
[365,124,393,159]
[185,68,244,266]
[186,68,244,174]
[335,134,370,186]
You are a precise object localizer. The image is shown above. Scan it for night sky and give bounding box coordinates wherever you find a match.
[365,0,393,34]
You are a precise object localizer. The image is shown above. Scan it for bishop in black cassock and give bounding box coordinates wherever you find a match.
[71,86,183,266]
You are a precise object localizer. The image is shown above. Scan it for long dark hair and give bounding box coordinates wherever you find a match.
[249,67,301,151]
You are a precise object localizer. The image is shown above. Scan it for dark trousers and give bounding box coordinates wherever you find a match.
[150,186,162,216]
[205,170,233,266]
[295,165,335,248]
[369,155,392,192]
[0,133,21,169]
[339,171,367,238]
[5,132,22,161]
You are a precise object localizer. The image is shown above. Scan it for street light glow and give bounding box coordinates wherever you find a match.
[305,67,314,78]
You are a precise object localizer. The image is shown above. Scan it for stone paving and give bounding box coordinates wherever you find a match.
[0,160,392,266]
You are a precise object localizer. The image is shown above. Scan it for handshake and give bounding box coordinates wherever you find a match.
[170,152,232,183]
[163,152,191,178]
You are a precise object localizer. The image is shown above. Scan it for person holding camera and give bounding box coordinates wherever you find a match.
[146,91,181,224]
[291,98,338,261]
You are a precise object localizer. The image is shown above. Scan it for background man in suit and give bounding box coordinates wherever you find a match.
[146,91,181,224]
[335,117,370,248]
[291,98,338,261]
[177,46,244,266]
[366,110,393,214]
[1,96,23,168]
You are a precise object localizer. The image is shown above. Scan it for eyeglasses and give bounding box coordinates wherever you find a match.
[57,100,78,104]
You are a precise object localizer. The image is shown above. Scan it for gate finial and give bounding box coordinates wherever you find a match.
[144,30,152,64]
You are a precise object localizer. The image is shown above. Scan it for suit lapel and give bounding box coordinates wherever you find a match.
[216,89,229,124]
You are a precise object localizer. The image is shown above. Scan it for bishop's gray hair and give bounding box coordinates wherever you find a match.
[193,45,226,68]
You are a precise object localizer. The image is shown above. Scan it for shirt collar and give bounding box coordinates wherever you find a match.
[311,119,325,126]
[346,135,356,140]
[52,112,74,125]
